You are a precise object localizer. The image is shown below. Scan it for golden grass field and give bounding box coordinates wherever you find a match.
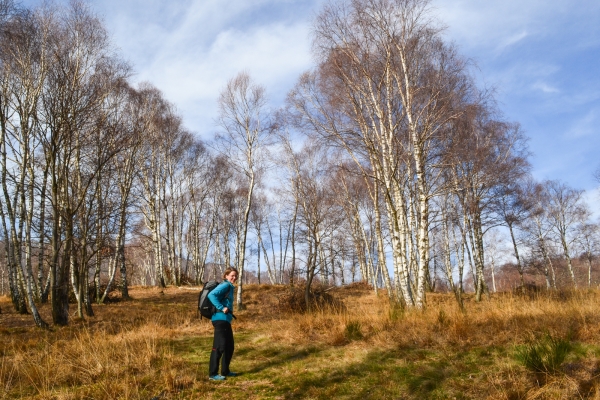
[1,284,600,399]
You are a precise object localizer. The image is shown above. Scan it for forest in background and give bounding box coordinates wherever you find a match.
[1,0,599,329]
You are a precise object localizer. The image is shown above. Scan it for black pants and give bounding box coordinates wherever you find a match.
[209,320,234,376]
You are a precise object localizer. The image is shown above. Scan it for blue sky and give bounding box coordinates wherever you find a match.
[436,0,600,209]
[22,0,600,214]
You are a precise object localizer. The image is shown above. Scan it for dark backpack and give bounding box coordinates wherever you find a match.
[198,281,236,320]
[198,280,220,319]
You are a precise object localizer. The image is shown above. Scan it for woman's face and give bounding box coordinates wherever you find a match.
[225,271,238,284]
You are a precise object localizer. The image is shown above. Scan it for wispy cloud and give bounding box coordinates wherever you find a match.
[92,0,320,138]
[495,30,528,54]
[532,81,560,94]
[566,109,599,139]
[148,21,313,138]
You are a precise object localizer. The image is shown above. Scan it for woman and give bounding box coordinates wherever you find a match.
[208,267,238,381]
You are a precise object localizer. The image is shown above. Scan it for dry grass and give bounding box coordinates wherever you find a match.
[1,285,600,399]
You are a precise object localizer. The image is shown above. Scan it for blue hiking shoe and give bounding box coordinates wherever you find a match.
[209,375,226,381]
[225,372,238,377]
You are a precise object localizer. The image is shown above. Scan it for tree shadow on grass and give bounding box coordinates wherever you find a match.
[172,335,479,399]
[171,333,324,376]
[237,344,323,374]
[277,347,456,400]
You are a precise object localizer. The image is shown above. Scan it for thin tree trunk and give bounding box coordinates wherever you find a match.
[507,223,525,290]
[560,235,577,288]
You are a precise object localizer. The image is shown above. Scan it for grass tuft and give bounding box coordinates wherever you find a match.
[344,320,363,341]
[515,332,573,374]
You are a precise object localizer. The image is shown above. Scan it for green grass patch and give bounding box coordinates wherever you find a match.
[168,332,515,399]
[515,333,572,373]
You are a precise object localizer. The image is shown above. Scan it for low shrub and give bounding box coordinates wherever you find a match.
[276,285,345,314]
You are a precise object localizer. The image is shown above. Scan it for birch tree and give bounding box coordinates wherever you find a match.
[136,85,186,288]
[492,180,533,290]
[40,1,129,324]
[278,134,328,307]
[545,180,589,287]
[186,147,219,285]
[250,195,280,284]
[444,102,529,300]
[0,0,49,325]
[288,0,481,307]
[576,222,599,287]
[521,182,557,288]
[99,83,146,302]
[216,72,274,308]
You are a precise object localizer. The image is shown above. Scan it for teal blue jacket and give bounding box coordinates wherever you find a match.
[207,281,234,323]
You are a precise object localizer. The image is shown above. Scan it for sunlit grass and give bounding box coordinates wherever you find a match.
[1,286,599,398]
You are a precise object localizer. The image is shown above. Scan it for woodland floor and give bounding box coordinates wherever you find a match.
[1,284,600,399]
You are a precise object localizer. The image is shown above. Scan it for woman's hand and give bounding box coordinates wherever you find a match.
[222,307,229,314]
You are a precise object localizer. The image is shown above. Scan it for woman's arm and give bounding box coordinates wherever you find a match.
[207,282,229,312]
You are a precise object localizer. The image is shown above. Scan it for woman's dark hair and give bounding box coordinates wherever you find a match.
[223,267,239,280]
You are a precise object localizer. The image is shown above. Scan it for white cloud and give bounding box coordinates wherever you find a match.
[532,81,560,94]
[141,21,314,138]
[90,0,320,138]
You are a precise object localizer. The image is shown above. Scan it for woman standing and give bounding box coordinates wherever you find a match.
[208,267,238,381]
